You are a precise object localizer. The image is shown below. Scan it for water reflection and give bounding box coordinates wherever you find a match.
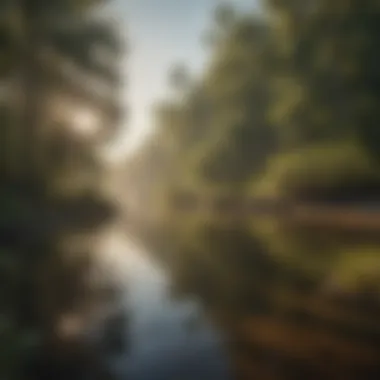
[100,229,231,380]
[58,217,380,380]
[156,217,380,380]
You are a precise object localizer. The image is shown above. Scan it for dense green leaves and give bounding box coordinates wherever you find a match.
[0,0,123,378]
[252,141,380,200]
[131,0,380,209]
[120,5,380,378]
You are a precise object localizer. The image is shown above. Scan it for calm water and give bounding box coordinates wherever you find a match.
[94,227,231,380]
[88,219,380,380]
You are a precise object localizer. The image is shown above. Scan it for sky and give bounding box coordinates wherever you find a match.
[107,0,259,162]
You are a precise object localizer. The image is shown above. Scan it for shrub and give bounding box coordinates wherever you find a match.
[251,141,380,200]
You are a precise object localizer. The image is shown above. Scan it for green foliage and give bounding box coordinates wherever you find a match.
[0,0,123,191]
[0,0,123,378]
[196,16,276,185]
[332,246,380,293]
[0,317,40,380]
[250,215,380,295]
[130,0,380,213]
[125,5,380,376]
[252,141,380,199]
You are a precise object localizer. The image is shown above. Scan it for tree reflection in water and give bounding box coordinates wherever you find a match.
[157,218,380,380]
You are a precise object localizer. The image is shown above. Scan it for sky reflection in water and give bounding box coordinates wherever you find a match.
[99,229,231,380]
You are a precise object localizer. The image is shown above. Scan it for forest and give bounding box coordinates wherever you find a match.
[0,0,124,378]
[126,0,380,220]
[2,0,380,379]
[121,5,380,376]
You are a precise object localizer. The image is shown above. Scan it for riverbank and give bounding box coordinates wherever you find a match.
[164,199,380,232]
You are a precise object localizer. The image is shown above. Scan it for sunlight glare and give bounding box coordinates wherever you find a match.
[72,107,101,137]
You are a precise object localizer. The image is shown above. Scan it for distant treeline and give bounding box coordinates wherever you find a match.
[126,0,380,217]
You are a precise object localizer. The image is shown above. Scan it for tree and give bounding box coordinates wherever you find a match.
[267,0,380,154]
[0,1,125,378]
[0,0,123,192]
[168,62,191,94]
[192,15,277,186]
[260,0,380,200]
[202,2,237,48]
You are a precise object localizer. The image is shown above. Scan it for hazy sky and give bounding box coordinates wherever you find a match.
[109,0,259,160]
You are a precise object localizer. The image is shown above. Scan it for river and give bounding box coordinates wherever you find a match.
[76,216,380,380]
[92,225,232,380]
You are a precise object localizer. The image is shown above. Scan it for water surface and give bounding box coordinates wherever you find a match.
[97,228,231,380]
[92,219,380,380]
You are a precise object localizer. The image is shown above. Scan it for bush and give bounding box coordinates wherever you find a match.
[251,141,380,200]
[331,246,380,294]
